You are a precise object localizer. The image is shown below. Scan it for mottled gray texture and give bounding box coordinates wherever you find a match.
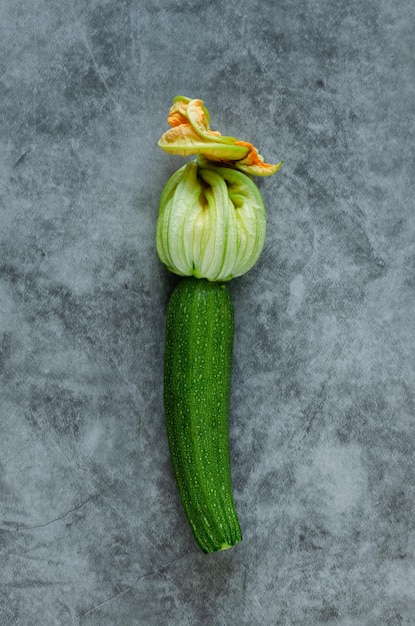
[1,0,414,624]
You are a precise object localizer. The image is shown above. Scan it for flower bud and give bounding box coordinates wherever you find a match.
[156,159,267,282]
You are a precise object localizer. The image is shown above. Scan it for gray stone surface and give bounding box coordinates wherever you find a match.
[1,0,414,624]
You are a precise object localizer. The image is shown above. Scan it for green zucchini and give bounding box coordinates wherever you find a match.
[164,277,242,553]
[157,96,281,553]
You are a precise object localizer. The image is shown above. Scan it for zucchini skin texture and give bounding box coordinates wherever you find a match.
[164,277,242,553]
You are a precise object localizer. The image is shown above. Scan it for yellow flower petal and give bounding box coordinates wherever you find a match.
[186,99,224,140]
[158,124,249,160]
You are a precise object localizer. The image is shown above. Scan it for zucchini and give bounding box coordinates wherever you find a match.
[157,96,281,553]
[164,277,242,553]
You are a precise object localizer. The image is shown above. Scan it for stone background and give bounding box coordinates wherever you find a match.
[1,1,414,624]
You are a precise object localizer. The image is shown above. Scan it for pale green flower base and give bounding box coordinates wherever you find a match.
[156,159,267,282]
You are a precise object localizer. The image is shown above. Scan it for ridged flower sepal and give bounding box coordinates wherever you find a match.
[156,159,266,282]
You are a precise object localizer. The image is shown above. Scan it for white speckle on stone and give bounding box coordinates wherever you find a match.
[287,274,305,317]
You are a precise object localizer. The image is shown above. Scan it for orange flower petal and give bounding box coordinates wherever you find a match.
[159,97,281,176]
[234,141,282,176]
[167,97,190,127]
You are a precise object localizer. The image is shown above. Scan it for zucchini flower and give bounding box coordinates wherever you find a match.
[158,96,281,177]
[156,97,281,282]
